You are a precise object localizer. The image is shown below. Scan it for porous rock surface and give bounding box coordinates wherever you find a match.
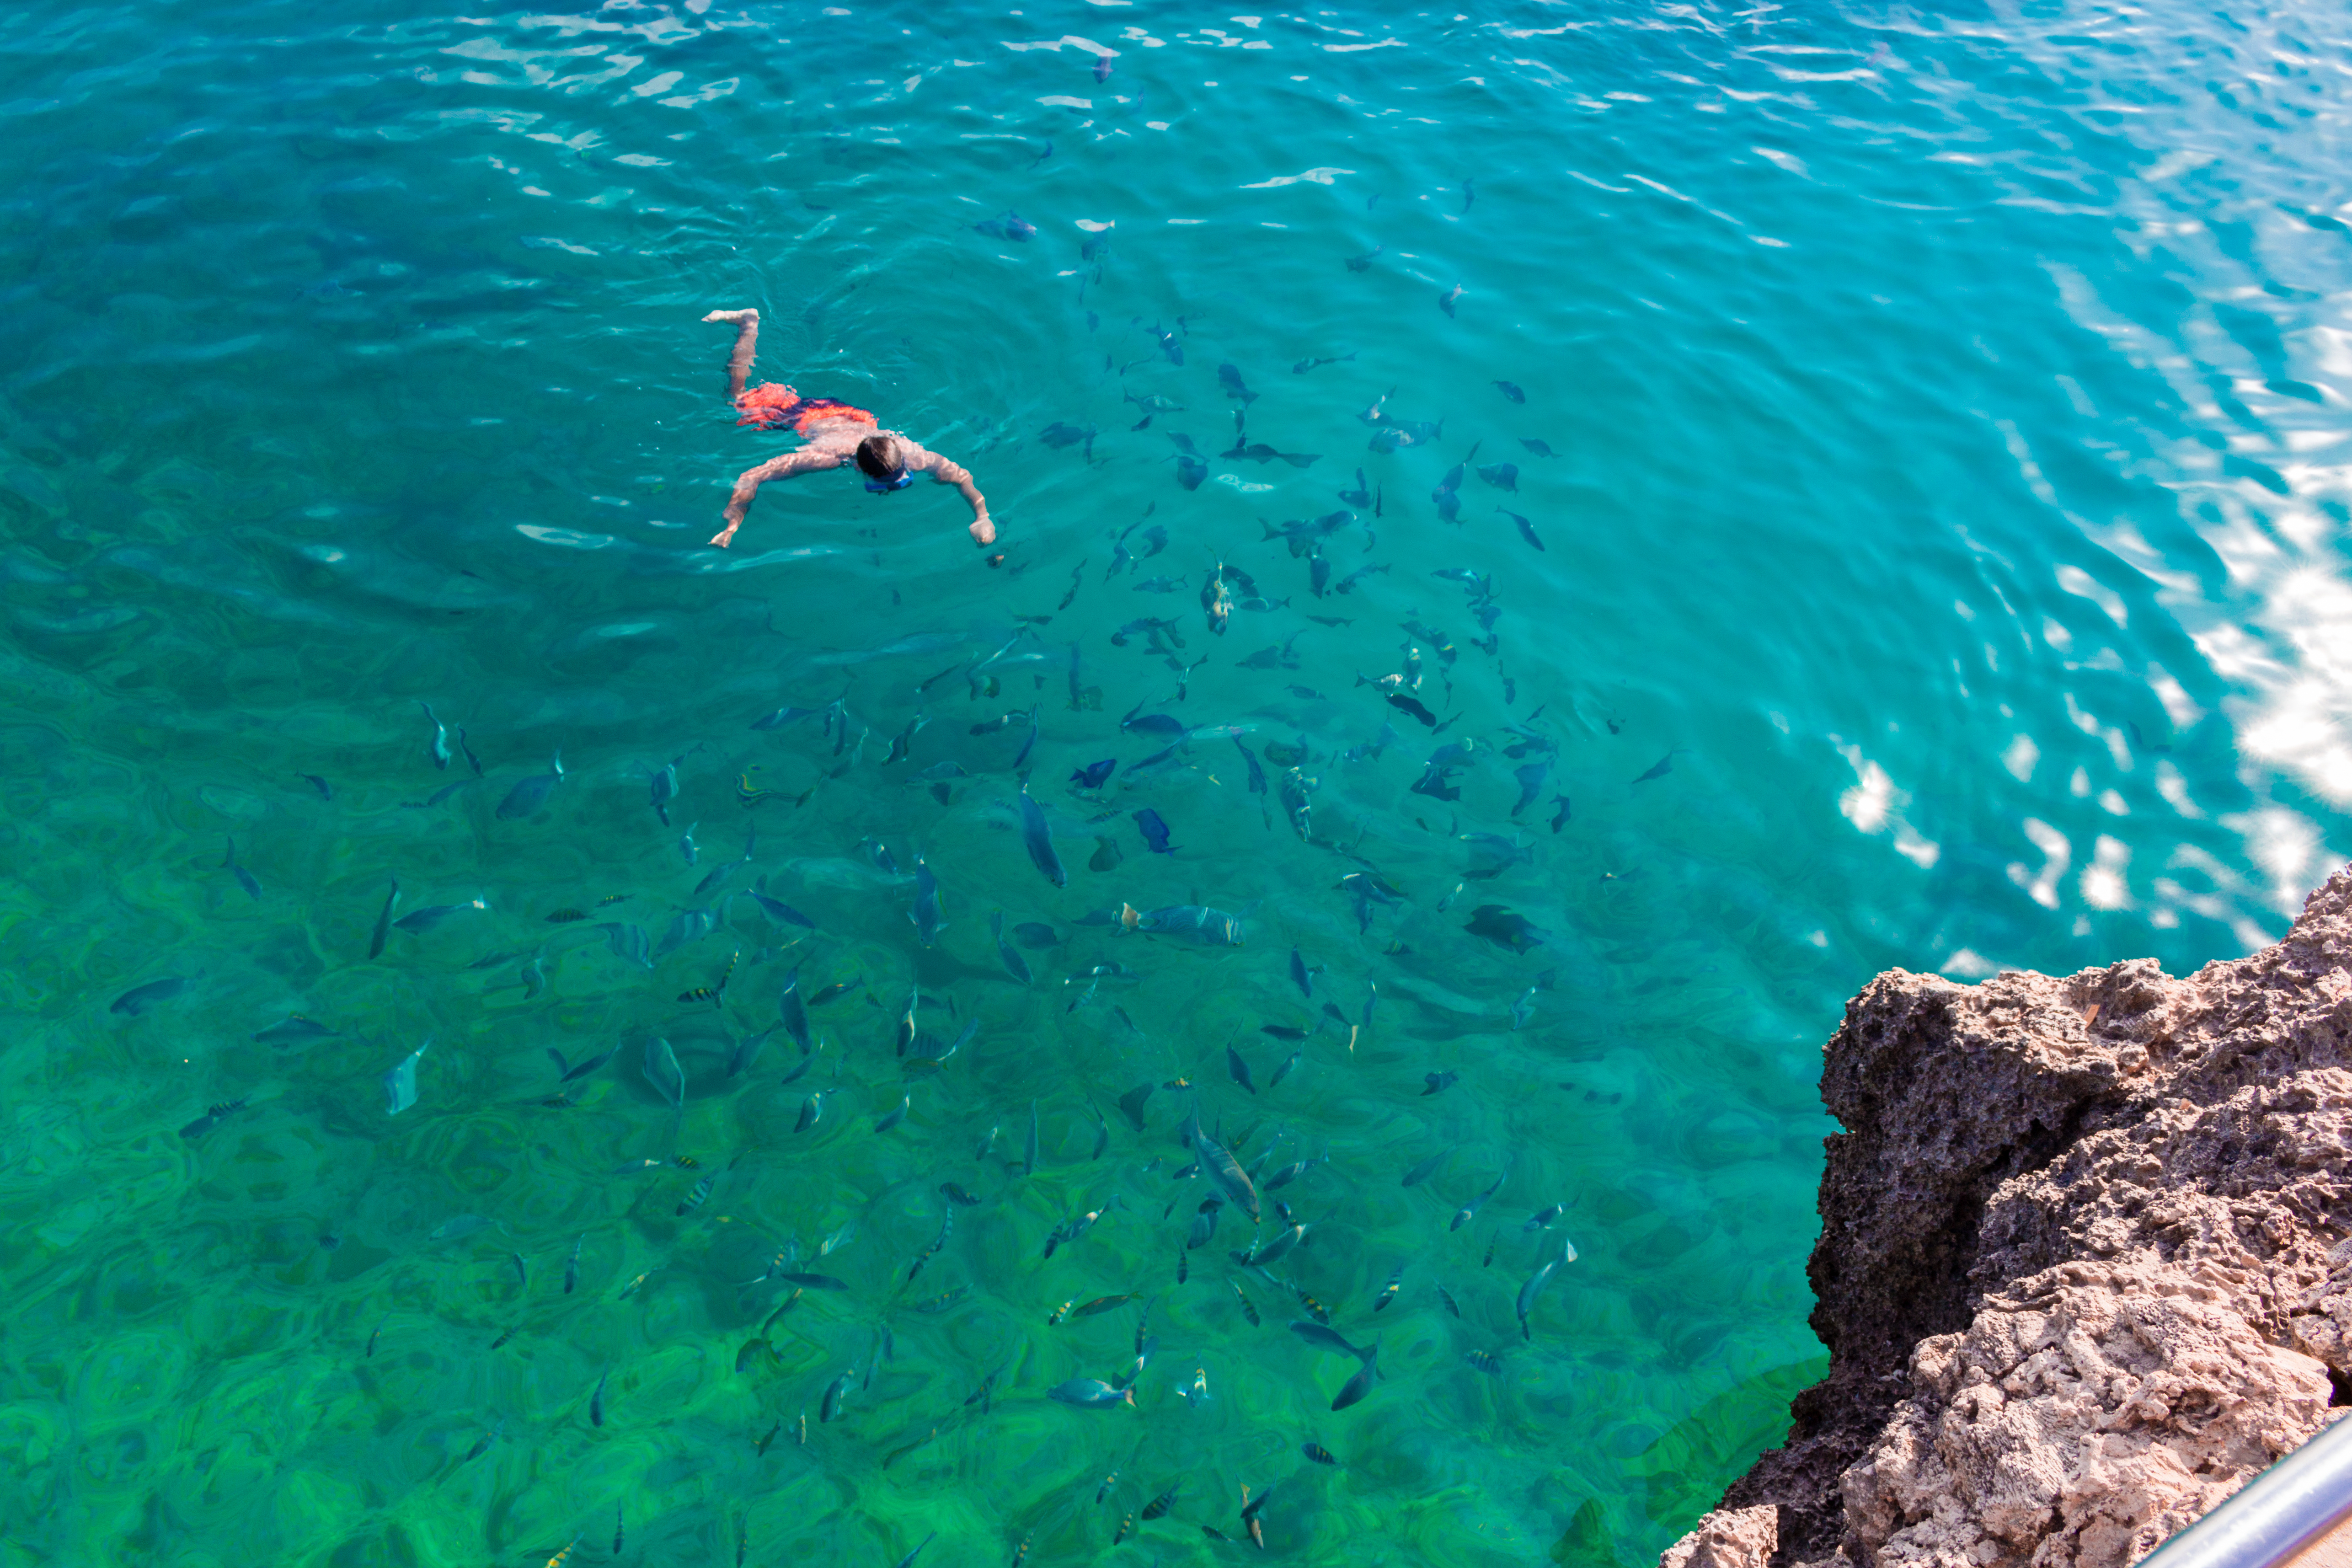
[1663,865,2352,1568]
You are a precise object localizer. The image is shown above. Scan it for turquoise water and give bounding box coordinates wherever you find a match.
[5,0,2349,1563]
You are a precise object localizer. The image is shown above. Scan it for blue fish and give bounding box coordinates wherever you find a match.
[1071,758,1117,790]
[1120,702,1187,737]
[1133,808,1176,855]
[751,703,819,731]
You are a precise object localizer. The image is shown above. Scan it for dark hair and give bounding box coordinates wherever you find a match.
[854,434,903,480]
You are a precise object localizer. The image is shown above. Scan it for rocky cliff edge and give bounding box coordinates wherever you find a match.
[1662,865,2352,1568]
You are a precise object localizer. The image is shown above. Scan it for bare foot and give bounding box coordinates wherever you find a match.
[969,515,997,546]
[703,308,759,323]
[710,522,740,548]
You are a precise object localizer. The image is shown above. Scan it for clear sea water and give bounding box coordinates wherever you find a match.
[4,0,2347,1563]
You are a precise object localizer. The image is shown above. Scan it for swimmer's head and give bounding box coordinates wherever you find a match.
[856,434,912,493]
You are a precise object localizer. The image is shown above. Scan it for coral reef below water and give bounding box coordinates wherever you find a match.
[1665,866,2352,1568]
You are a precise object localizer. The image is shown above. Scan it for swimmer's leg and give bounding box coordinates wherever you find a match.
[703,308,759,400]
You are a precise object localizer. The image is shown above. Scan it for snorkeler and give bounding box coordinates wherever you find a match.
[701,309,995,550]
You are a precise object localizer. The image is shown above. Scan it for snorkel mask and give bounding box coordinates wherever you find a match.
[864,470,914,494]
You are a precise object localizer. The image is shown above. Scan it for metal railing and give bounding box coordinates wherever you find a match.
[2141,1414,2352,1568]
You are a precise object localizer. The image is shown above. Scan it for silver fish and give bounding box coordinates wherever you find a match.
[641,1037,684,1111]
[1517,1252,1562,1340]
[1048,1377,1135,1409]
[380,1038,429,1115]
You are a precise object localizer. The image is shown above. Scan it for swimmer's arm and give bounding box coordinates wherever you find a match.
[711,449,843,549]
[907,448,995,546]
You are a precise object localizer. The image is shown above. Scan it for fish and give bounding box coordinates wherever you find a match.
[1493,505,1546,551]
[599,922,652,969]
[1373,1263,1403,1313]
[496,752,566,820]
[393,898,486,936]
[1386,691,1439,728]
[1263,1154,1318,1191]
[112,976,193,1017]
[1289,1320,1371,1359]
[1331,1340,1380,1410]
[1424,1070,1461,1097]
[747,890,817,931]
[253,1014,335,1046]
[1525,1201,1568,1232]
[419,701,452,770]
[677,1172,716,1215]
[1133,903,1246,946]
[910,856,945,947]
[794,1090,828,1133]
[1636,749,1686,782]
[460,1418,503,1463]
[381,1039,428,1115]
[1518,1252,1562,1339]
[1217,363,1259,405]
[1480,462,1520,492]
[1039,420,1097,460]
[1143,1485,1181,1520]
[1465,904,1548,953]
[299,772,332,799]
[876,1092,912,1134]
[1048,1377,1136,1409]
[220,835,262,902]
[1439,283,1464,317]
[776,1270,849,1291]
[1344,245,1383,272]
[1401,1149,1449,1188]
[1303,1440,1340,1466]
[1191,1118,1261,1221]
[1466,1348,1504,1375]
[642,1037,685,1111]
[988,911,1033,985]
[1226,1043,1257,1095]
[1520,437,1558,458]
[820,1369,853,1424]
[1120,703,1187,737]
[1018,785,1066,887]
[1127,806,1178,856]
[1495,380,1526,403]
[1452,1167,1506,1229]
[1288,947,1317,1001]
[178,1099,246,1140]
[1070,758,1117,792]
[1293,352,1358,374]
[974,209,1037,241]
[548,1043,619,1083]
[367,879,400,960]
[751,702,820,731]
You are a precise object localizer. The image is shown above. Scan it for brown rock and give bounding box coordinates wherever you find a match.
[1671,864,2352,1568]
